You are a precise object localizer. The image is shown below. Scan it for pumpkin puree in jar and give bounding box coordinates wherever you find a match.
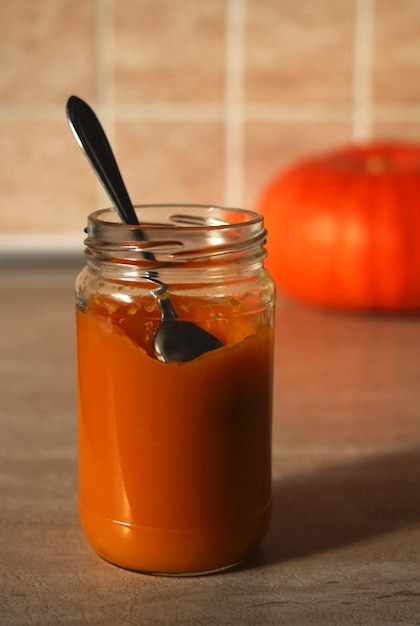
[76,292,274,574]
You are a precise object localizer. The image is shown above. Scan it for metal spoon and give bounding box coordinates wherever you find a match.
[66,95,223,362]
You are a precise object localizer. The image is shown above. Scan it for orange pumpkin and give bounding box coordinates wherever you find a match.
[255,142,420,312]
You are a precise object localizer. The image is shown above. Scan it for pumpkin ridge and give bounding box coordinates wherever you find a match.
[371,170,408,309]
[391,168,418,308]
[335,166,375,309]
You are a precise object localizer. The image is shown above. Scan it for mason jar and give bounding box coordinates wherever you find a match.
[75,204,275,575]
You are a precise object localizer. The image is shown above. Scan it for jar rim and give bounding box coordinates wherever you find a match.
[88,204,263,232]
[84,204,267,275]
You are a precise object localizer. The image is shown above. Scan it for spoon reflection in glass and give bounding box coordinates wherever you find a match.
[66,95,223,362]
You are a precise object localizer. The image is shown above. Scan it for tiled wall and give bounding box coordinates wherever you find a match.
[1,0,420,249]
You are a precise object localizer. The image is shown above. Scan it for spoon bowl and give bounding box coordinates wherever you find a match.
[66,95,223,362]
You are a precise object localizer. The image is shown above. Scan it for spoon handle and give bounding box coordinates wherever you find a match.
[66,95,140,226]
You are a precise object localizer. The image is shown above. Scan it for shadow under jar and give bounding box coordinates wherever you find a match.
[75,204,275,575]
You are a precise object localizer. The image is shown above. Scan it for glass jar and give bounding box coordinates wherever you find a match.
[75,204,275,575]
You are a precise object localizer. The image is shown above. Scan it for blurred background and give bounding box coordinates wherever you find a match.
[1,0,419,253]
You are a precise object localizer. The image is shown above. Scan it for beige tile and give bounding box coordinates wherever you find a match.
[244,121,353,209]
[111,0,226,104]
[3,0,419,242]
[113,120,225,205]
[0,118,97,233]
[372,122,420,143]
[0,0,96,105]
[373,0,420,105]
[245,0,355,106]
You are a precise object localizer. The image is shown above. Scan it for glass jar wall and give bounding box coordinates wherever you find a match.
[75,204,275,575]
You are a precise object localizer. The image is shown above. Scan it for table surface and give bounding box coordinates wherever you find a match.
[1,260,420,625]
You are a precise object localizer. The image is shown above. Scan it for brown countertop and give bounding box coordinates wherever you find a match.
[1,260,419,625]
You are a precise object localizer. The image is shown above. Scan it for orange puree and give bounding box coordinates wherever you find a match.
[76,297,273,574]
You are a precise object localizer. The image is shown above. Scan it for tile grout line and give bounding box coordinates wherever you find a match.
[245,104,353,121]
[0,234,82,254]
[3,102,420,121]
[224,0,246,208]
[352,0,375,141]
